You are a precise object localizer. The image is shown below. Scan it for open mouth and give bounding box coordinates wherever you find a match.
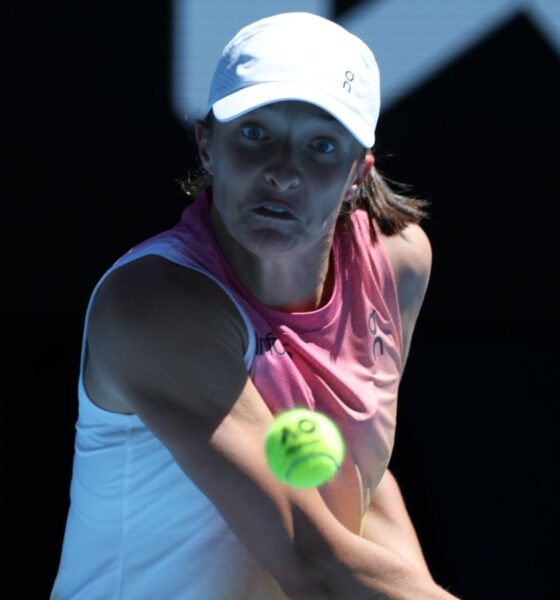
[253,205,296,220]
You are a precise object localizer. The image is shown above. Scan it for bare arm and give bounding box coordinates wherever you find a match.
[368,227,461,596]
[362,469,432,577]
[368,225,433,573]
[380,222,432,370]
[87,255,456,600]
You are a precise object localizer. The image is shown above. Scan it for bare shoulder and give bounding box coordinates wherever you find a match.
[83,259,342,596]
[380,222,432,283]
[379,223,432,367]
[85,255,249,416]
[83,256,442,597]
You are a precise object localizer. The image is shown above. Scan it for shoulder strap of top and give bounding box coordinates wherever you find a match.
[78,241,256,383]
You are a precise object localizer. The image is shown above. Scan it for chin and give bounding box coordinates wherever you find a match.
[242,227,305,258]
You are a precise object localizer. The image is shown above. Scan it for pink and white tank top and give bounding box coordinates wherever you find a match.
[51,187,402,600]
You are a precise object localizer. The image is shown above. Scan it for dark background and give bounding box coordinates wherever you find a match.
[9,1,559,598]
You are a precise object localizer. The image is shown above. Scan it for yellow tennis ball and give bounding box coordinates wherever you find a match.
[265,408,346,489]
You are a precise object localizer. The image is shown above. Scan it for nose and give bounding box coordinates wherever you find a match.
[263,147,301,191]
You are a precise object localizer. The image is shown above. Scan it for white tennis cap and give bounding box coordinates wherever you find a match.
[208,12,380,148]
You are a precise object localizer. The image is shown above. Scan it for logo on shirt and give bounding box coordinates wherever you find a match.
[368,310,384,363]
[255,331,292,358]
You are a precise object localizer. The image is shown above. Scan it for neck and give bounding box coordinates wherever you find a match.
[239,248,335,312]
[210,208,335,312]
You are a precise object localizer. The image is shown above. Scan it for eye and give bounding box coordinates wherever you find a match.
[310,138,337,154]
[240,126,268,141]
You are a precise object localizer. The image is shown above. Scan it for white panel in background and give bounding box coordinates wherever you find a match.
[340,0,525,111]
[171,0,327,124]
[526,0,560,53]
[171,0,560,124]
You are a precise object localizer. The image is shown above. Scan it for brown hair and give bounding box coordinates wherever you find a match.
[178,112,429,238]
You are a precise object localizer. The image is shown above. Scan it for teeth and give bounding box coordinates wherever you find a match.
[263,205,287,213]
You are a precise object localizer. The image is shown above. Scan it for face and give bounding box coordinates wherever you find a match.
[196,101,373,260]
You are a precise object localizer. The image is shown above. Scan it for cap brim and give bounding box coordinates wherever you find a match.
[211,82,375,148]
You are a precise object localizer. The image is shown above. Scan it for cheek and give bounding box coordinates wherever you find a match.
[309,152,358,184]
[310,161,356,202]
[216,134,261,170]
[213,152,265,197]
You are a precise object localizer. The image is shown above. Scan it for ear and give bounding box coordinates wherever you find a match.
[195,122,213,175]
[346,152,374,199]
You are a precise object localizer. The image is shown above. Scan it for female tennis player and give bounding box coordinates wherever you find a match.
[51,12,459,599]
